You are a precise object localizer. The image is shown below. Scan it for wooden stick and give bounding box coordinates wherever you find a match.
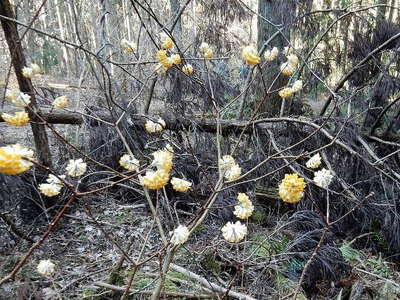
[93,281,214,299]
[170,264,257,300]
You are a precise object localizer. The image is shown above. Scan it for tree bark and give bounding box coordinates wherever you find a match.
[257,0,290,117]
[0,0,52,168]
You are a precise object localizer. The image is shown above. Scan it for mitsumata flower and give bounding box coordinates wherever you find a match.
[219,155,241,181]
[278,173,306,203]
[233,192,254,219]
[66,159,87,177]
[182,64,194,75]
[264,47,279,62]
[119,154,139,172]
[52,95,69,109]
[145,117,166,133]
[242,45,260,66]
[161,33,174,50]
[219,155,236,172]
[199,42,213,58]
[139,149,174,190]
[170,225,190,245]
[22,67,34,79]
[221,221,247,243]
[5,89,31,107]
[152,150,173,172]
[280,62,295,76]
[171,177,192,192]
[0,144,34,175]
[1,111,29,126]
[291,80,303,93]
[171,54,181,65]
[306,153,322,169]
[37,259,55,276]
[279,87,294,99]
[120,38,136,53]
[139,169,170,190]
[313,168,333,188]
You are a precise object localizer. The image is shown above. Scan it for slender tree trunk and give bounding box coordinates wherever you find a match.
[257,0,290,117]
[168,0,183,113]
[54,0,70,76]
[0,0,52,168]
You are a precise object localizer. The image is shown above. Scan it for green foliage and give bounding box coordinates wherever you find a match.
[250,208,267,225]
[248,233,290,257]
[340,244,363,263]
[286,258,304,274]
[35,39,58,72]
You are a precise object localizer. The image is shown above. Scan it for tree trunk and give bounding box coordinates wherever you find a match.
[0,0,52,168]
[257,0,290,117]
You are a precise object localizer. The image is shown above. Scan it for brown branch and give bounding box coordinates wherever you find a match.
[94,281,214,299]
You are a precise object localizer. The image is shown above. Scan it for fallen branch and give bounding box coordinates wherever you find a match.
[170,263,258,300]
[93,281,214,299]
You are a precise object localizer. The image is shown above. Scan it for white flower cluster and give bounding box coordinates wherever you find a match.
[264,47,279,62]
[52,95,69,109]
[22,63,42,79]
[5,88,31,107]
[37,259,55,276]
[219,155,241,181]
[145,117,166,133]
[119,154,139,172]
[39,174,65,197]
[170,177,192,192]
[170,225,189,246]
[66,158,87,177]
[305,153,334,188]
[233,192,254,219]
[221,221,247,243]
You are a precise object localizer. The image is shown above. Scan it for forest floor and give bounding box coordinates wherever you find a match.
[1,76,400,299]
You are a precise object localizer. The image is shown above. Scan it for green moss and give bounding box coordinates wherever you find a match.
[201,251,221,273]
[251,209,267,225]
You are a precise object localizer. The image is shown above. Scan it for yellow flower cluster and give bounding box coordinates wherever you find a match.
[156,50,181,72]
[221,221,247,243]
[278,80,303,99]
[139,149,174,190]
[1,111,30,126]
[119,154,139,172]
[139,169,170,190]
[278,173,306,203]
[242,45,261,66]
[0,144,34,175]
[5,88,31,107]
[152,150,173,173]
[171,177,192,192]
[39,174,65,197]
[22,63,42,79]
[219,155,241,181]
[182,64,194,75]
[199,42,213,58]
[278,87,294,99]
[120,38,136,53]
[145,117,166,133]
[233,192,254,219]
[280,51,299,76]
[52,95,69,109]
[161,33,174,50]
